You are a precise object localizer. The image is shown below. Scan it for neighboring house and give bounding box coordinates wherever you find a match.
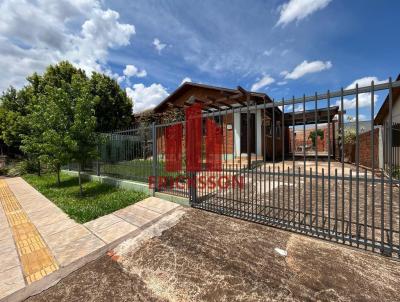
[374,75,400,172]
[148,82,338,162]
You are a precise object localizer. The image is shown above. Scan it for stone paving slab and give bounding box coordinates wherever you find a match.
[0,267,25,300]
[36,218,77,237]
[114,204,161,227]
[0,238,20,273]
[0,177,182,302]
[136,197,180,214]
[50,234,106,267]
[83,213,122,231]
[90,220,138,244]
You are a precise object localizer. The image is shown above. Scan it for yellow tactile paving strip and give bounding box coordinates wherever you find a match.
[0,180,59,284]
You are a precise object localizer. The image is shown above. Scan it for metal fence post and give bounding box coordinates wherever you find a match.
[152,122,157,196]
[96,160,100,176]
[96,145,100,176]
[189,171,197,204]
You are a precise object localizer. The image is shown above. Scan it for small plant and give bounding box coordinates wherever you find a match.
[392,166,400,180]
[5,159,40,176]
[343,128,356,144]
[308,129,324,147]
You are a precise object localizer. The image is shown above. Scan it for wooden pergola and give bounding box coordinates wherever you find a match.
[283,106,340,126]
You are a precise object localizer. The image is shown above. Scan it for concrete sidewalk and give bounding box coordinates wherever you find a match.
[0,177,180,302]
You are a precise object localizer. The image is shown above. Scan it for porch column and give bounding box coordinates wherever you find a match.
[234,112,241,157]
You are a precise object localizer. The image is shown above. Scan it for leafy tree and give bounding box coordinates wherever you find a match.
[0,86,33,153]
[1,61,131,189]
[22,84,74,184]
[89,72,132,131]
[70,76,99,195]
[21,62,99,191]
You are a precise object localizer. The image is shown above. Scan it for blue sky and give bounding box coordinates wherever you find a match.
[0,0,398,118]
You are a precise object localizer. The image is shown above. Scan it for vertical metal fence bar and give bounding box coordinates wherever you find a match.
[287,165,290,226]
[303,95,306,226]
[310,167,313,230]
[273,99,276,219]
[298,166,301,227]
[335,169,338,241]
[371,81,376,250]
[278,165,281,222]
[152,122,157,196]
[350,169,353,246]
[314,92,319,231]
[327,91,332,239]
[341,87,345,243]
[322,168,325,237]
[388,77,393,254]
[381,172,384,253]
[282,98,285,224]
[355,84,360,247]
[264,97,267,220]
[364,170,368,249]
[292,96,296,226]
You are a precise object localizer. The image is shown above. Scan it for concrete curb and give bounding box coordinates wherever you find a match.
[62,170,190,207]
[62,170,152,195]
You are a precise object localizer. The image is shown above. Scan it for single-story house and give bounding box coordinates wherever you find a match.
[149,82,339,162]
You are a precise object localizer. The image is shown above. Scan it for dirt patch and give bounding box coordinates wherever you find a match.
[119,208,400,302]
[26,255,165,302]
[28,208,400,302]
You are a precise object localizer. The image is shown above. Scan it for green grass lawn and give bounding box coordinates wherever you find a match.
[23,172,148,223]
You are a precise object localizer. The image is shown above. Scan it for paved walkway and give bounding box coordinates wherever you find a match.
[0,177,180,302]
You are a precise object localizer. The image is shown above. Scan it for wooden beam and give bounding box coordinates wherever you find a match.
[216,101,233,108]
[237,86,248,95]
[213,93,244,104]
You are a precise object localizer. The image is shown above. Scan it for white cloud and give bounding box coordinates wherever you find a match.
[126,83,169,113]
[284,104,303,112]
[263,48,273,56]
[277,81,287,86]
[153,38,166,54]
[336,76,386,110]
[251,75,275,91]
[345,76,386,89]
[123,64,147,78]
[281,49,290,56]
[180,77,192,85]
[276,0,332,27]
[284,60,332,80]
[0,0,135,91]
[344,114,368,122]
[338,93,378,110]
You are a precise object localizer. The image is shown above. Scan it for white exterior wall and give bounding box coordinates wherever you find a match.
[234,112,241,157]
[383,94,400,125]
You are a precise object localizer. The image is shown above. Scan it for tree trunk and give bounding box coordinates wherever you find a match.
[78,163,83,196]
[37,159,41,177]
[56,164,61,186]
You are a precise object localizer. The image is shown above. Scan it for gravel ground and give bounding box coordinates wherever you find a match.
[27,207,400,302]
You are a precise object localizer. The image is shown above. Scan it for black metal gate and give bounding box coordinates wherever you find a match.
[189,79,400,258]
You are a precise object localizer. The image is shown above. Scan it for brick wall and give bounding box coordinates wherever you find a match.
[358,128,379,169]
